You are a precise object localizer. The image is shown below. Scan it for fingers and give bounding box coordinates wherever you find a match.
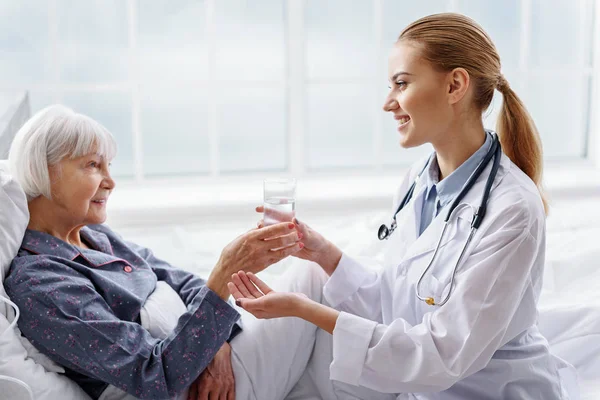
[293,217,309,235]
[271,241,304,260]
[253,221,296,240]
[255,205,264,213]
[198,378,210,400]
[263,230,301,249]
[227,282,244,301]
[231,273,256,299]
[239,271,263,298]
[228,389,235,400]
[187,381,197,400]
[247,272,273,295]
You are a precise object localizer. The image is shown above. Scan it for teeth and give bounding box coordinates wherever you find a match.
[398,116,410,125]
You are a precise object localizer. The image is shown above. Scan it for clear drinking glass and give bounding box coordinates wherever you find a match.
[263,178,296,226]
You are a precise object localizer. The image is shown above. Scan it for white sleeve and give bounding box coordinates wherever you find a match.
[323,253,383,321]
[321,162,423,321]
[329,212,542,393]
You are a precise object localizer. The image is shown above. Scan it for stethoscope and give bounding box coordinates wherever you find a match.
[378,133,503,306]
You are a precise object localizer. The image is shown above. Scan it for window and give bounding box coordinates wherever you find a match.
[0,0,597,181]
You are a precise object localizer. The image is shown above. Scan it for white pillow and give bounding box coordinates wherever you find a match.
[0,160,92,400]
[0,160,29,318]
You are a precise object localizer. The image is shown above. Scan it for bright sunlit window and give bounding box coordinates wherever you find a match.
[0,0,597,181]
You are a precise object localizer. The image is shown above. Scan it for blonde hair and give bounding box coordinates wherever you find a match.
[8,104,117,201]
[399,13,548,213]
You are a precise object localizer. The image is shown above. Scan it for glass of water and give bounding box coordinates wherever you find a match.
[263,178,296,226]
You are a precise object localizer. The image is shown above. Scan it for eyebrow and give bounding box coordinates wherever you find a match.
[390,71,414,81]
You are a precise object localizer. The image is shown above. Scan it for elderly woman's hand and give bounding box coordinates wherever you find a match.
[188,342,235,400]
[255,207,342,275]
[207,222,303,299]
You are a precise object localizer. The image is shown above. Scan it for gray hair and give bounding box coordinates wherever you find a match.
[8,104,117,200]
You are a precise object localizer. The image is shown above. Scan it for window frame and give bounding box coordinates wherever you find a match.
[1,0,598,182]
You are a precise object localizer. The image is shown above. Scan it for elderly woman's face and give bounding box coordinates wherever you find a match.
[48,152,115,226]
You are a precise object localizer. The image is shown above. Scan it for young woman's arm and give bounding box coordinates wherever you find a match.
[231,204,542,394]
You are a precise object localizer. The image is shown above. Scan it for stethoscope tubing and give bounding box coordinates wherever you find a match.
[379,133,502,306]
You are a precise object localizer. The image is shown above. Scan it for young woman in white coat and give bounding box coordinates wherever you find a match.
[229,13,577,400]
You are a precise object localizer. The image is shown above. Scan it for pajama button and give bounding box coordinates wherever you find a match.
[124,266,132,273]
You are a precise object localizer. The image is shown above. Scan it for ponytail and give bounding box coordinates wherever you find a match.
[496,76,549,214]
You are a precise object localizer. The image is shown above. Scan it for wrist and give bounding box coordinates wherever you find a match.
[207,268,230,301]
[295,296,317,319]
[316,242,342,275]
[295,298,340,334]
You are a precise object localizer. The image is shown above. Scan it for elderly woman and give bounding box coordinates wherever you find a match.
[4,105,326,400]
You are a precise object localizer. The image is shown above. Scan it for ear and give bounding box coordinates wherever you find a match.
[446,68,470,105]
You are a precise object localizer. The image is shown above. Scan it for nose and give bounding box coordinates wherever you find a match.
[383,93,399,112]
[102,169,116,191]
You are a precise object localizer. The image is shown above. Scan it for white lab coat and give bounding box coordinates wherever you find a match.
[315,153,577,399]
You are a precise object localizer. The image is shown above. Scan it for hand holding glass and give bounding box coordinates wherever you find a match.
[263,178,296,226]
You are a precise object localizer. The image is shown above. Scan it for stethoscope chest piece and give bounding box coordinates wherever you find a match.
[378,224,390,240]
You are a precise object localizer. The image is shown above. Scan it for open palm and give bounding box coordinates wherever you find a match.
[227,271,308,319]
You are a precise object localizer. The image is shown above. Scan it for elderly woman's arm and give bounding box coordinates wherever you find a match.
[123,239,243,341]
[6,256,239,400]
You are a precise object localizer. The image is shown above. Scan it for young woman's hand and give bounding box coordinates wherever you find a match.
[227,271,309,319]
[255,207,342,275]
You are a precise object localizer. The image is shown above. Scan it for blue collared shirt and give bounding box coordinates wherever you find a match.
[419,132,492,235]
[5,224,241,399]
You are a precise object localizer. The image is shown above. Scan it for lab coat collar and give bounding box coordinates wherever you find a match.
[400,152,511,263]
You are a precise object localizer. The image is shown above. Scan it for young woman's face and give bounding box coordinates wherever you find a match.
[48,151,115,226]
[383,41,454,148]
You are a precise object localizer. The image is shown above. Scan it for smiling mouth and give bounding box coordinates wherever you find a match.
[397,116,410,126]
[91,199,106,205]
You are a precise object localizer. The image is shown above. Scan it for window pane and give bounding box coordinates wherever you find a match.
[305,0,374,80]
[215,0,285,81]
[522,74,587,159]
[29,91,58,113]
[530,0,580,68]
[62,91,134,176]
[457,0,521,69]
[0,1,53,85]
[57,0,129,83]
[218,88,286,172]
[141,87,210,177]
[138,0,207,84]
[583,0,595,67]
[307,84,374,169]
